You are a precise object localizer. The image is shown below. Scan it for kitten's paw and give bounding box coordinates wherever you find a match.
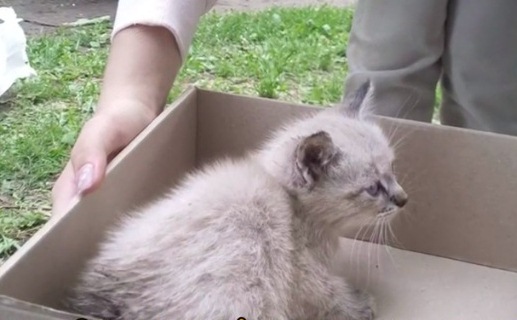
[353,290,376,320]
[357,305,375,320]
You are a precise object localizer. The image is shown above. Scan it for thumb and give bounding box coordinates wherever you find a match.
[51,110,147,217]
[70,115,124,195]
[50,138,108,218]
[72,148,107,195]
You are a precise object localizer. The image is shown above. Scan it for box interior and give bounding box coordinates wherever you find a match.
[1,87,517,319]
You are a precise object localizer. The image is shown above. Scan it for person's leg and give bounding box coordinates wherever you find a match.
[344,0,449,122]
[440,0,517,136]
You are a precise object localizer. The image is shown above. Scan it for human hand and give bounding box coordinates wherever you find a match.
[49,22,184,218]
[51,100,157,217]
[50,24,183,218]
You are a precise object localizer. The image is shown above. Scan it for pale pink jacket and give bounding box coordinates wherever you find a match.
[112,0,218,61]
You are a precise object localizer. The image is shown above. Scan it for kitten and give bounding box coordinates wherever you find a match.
[67,80,407,320]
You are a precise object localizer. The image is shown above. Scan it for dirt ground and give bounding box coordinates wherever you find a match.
[2,0,356,35]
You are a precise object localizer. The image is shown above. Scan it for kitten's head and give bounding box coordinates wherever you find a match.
[258,81,407,229]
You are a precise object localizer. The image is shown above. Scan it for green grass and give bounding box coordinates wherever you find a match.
[174,6,354,103]
[0,6,357,264]
[0,21,111,264]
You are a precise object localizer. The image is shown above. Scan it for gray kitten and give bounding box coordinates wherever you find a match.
[67,81,407,320]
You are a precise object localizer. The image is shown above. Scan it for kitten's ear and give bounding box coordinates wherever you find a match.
[338,80,372,119]
[294,131,339,188]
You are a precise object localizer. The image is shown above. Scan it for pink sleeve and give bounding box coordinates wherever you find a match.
[111,0,218,61]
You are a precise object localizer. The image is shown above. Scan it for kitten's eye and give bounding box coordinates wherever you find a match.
[366,182,381,197]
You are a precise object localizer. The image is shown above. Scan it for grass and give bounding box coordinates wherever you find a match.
[0,5,442,264]
[0,6,357,264]
[170,6,355,103]
[0,21,111,264]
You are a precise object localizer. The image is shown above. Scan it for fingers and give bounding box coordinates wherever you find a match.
[51,103,158,217]
[70,116,114,195]
[51,115,128,217]
[51,161,79,218]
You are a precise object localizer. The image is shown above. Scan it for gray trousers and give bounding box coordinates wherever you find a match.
[344,0,517,136]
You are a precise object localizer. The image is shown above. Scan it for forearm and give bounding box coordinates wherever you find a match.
[94,0,219,120]
[96,25,181,119]
[52,0,220,214]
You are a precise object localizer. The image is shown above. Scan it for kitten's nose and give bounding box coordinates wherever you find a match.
[390,191,408,208]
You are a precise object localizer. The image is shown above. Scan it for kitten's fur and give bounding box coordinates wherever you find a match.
[68,81,407,320]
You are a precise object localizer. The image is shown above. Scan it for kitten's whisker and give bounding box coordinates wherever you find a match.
[375,216,386,273]
[400,208,417,225]
[382,217,397,269]
[358,219,373,282]
[350,217,373,278]
[384,91,420,148]
[376,217,389,276]
[387,218,403,249]
[399,91,422,120]
[391,129,415,153]
[375,217,384,275]
[380,221,397,268]
[350,223,365,268]
[397,91,419,119]
[386,123,407,154]
[382,217,390,273]
[366,222,375,286]
[378,215,400,248]
[385,122,400,147]
[384,93,411,141]
[390,122,421,157]
[366,218,381,286]
[398,170,413,188]
[383,95,423,163]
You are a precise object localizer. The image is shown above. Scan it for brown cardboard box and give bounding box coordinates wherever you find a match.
[1,87,516,319]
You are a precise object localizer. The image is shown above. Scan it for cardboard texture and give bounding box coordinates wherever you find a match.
[0,87,516,319]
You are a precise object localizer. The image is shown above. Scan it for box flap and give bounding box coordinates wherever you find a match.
[0,295,99,320]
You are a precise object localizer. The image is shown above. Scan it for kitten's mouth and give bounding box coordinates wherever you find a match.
[378,207,397,217]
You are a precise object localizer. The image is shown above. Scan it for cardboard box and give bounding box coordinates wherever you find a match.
[1,87,516,319]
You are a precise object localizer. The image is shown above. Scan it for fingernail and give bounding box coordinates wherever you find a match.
[76,163,94,193]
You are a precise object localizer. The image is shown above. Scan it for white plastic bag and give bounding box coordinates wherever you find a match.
[0,7,36,97]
